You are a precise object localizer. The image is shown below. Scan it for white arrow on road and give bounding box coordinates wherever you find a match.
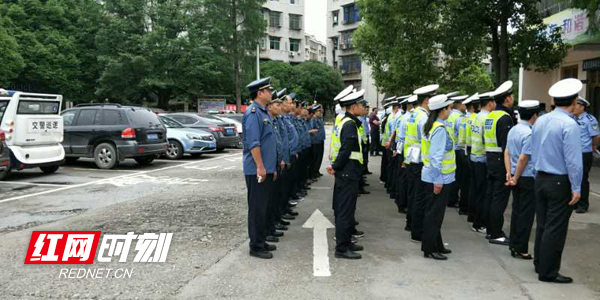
[302,209,335,277]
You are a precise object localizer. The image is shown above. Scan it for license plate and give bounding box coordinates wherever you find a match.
[226,129,234,135]
[147,134,158,140]
[210,142,216,148]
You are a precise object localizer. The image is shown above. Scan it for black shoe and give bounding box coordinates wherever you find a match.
[404,225,411,232]
[410,238,422,243]
[265,243,277,251]
[275,224,288,231]
[290,195,301,201]
[489,237,509,246]
[282,214,295,220]
[350,244,364,251]
[398,207,407,214]
[441,248,452,254]
[364,183,370,187]
[287,210,299,216]
[359,190,371,195]
[366,171,373,175]
[279,220,290,226]
[424,252,447,260]
[352,231,365,238]
[335,250,362,259]
[250,250,273,259]
[510,250,533,260]
[271,231,284,237]
[266,236,279,242]
[354,221,360,226]
[485,234,492,240]
[575,207,587,214]
[539,275,573,284]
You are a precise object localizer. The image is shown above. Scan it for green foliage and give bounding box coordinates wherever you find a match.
[445,64,495,95]
[0,16,24,86]
[260,60,344,106]
[569,0,600,33]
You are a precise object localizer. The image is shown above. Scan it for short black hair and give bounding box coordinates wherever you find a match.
[554,95,577,107]
[519,110,539,121]
[480,98,494,107]
[250,91,258,100]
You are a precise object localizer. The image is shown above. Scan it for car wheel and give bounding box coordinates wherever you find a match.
[216,147,225,153]
[0,168,10,181]
[94,143,119,169]
[134,156,155,165]
[190,153,203,158]
[40,165,60,174]
[166,140,184,160]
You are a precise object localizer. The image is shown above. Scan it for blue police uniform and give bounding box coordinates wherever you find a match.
[529,107,582,279]
[409,106,429,242]
[576,112,600,211]
[242,78,277,258]
[506,120,536,254]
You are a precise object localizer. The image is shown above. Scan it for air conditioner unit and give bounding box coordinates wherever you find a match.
[289,52,295,57]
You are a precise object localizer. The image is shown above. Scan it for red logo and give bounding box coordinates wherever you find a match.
[24,231,101,264]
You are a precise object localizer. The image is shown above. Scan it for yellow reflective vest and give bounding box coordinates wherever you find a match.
[422,121,456,174]
[404,108,428,163]
[330,117,363,164]
[329,113,347,162]
[470,111,488,157]
[483,110,509,153]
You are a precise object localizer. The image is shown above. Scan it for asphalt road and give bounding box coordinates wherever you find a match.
[0,140,599,299]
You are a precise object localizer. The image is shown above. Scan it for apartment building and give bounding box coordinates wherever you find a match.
[326,0,384,107]
[305,34,327,63]
[260,0,306,64]
[520,1,600,117]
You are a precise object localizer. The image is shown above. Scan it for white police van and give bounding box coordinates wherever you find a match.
[0,90,64,179]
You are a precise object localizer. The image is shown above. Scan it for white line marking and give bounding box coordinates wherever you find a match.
[0,153,242,204]
[184,165,220,171]
[225,157,242,162]
[590,191,600,198]
[70,168,140,173]
[0,181,67,187]
[302,209,335,277]
[221,166,236,171]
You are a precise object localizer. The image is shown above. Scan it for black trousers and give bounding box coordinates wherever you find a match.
[310,143,323,178]
[509,176,535,253]
[395,156,407,210]
[387,153,398,196]
[534,172,573,279]
[487,156,511,239]
[370,129,381,155]
[245,174,274,252]
[363,141,369,173]
[577,152,593,211]
[422,182,450,254]
[409,163,426,240]
[457,150,471,213]
[471,161,488,229]
[333,175,359,252]
[380,147,389,182]
[448,150,462,207]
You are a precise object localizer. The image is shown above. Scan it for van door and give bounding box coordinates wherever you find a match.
[71,109,101,155]
[61,110,79,155]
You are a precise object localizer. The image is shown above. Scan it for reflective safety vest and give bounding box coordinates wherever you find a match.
[404,108,428,162]
[471,112,487,156]
[421,121,456,174]
[381,114,393,146]
[446,111,462,144]
[464,113,477,148]
[358,124,367,145]
[330,117,363,164]
[329,113,346,162]
[483,110,509,153]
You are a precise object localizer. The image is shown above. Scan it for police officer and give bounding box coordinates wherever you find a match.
[421,94,455,260]
[243,77,278,259]
[282,93,301,206]
[310,104,326,180]
[330,86,355,163]
[265,92,286,242]
[358,100,371,195]
[485,81,515,245]
[446,95,467,208]
[379,97,395,184]
[531,78,583,284]
[463,94,480,222]
[394,97,410,213]
[273,90,297,226]
[406,84,437,242]
[385,97,403,196]
[327,89,367,259]
[573,97,600,214]
[398,95,418,220]
[469,91,495,234]
[505,100,540,260]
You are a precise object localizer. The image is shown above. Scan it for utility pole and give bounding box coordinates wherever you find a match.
[256,44,260,80]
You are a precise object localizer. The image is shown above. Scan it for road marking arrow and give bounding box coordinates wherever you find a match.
[302,209,335,277]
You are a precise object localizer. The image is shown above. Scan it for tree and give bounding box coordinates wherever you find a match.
[203,0,267,113]
[260,60,296,91]
[0,16,24,86]
[444,63,495,95]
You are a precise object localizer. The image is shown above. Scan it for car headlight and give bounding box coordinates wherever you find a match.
[201,135,215,141]
[186,133,202,140]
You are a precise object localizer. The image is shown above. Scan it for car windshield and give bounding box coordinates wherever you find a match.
[159,116,184,128]
[226,114,243,123]
[126,109,162,127]
[0,100,8,122]
[17,100,60,115]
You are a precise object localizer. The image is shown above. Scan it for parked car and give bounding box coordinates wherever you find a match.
[0,131,9,180]
[0,91,65,178]
[61,104,168,169]
[166,113,239,151]
[158,115,217,159]
[214,114,243,142]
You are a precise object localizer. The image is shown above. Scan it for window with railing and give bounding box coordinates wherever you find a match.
[332,10,339,26]
[290,14,302,30]
[340,30,354,49]
[270,11,281,27]
[340,55,361,74]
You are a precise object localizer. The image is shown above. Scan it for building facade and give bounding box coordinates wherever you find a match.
[326,0,384,107]
[260,0,306,64]
[520,2,600,117]
[305,34,327,63]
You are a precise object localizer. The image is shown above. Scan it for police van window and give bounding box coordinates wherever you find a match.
[62,111,78,126]
[103,110,127,125]
[76,109,98,126]
[0,101,8,121]
[126,109,161,126]
[17,101,60,115]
